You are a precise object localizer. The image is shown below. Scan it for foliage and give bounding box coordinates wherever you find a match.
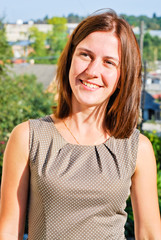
[27,17,68,64]
[120,14,161,62]
[125,131,161,238]
[157,170,161,200]
[135,32,161,62]
[28,27,49,64]
[67,13,84,23]
[0,141,5,179]
[125,197,135,238]
[0,73,53,139]
[143,33,161,61]
[0,18,13,177]
[0,73,54,181]
[32,13,161,29]
[0,18,13,74]
[47,17,68,63]
[121,14,161,30]
[144,131,161,167]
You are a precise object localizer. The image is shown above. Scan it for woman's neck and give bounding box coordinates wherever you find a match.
[63,104,110,145]
[70,100,107,131]
[52,101,110,145]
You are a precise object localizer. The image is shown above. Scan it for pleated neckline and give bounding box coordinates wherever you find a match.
[48,115,113,148]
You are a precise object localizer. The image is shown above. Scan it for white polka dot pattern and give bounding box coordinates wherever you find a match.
[28,116,140,240]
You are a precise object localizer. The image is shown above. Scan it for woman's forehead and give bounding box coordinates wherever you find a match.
[74,31,121,61]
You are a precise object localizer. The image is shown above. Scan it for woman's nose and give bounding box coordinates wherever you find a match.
[85,60,101,78]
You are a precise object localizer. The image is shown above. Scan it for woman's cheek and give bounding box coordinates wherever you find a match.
[76,57,89,73]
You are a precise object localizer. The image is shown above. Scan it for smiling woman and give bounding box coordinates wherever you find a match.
[55,9,141,139]
[0,9,161,240]
[68,31,121,109]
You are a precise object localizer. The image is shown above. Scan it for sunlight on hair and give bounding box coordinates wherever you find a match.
[89,8,117,17]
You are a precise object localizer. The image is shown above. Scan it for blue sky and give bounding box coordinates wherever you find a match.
[1,0,161,23]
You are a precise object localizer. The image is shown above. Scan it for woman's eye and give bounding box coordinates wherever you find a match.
[105,60,115,65]
[80,52,90,58]
[104,60,117,68]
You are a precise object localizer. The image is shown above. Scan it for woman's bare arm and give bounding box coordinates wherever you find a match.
[0,121,29,240]
[131,133,161,239]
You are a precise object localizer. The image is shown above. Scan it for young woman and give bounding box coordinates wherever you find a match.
[0,9,161,240]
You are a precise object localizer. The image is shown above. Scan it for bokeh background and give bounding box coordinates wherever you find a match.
[0,0,161,239]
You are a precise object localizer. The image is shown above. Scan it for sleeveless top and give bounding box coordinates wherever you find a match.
[28,115,140,240]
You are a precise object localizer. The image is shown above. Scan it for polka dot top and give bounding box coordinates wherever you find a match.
[28,115,140,240]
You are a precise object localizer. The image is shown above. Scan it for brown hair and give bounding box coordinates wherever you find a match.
[54,9,142,138]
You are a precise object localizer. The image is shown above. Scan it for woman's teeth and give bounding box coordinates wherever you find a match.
[82,80,99,89]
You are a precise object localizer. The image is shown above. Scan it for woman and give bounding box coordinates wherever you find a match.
[0,9,161,240]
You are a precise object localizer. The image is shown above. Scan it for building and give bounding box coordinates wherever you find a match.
[5,23,53,42]
[5,22,77,42]
[142,90,161,121]
[5,22,78,59]
[145,72,161,96]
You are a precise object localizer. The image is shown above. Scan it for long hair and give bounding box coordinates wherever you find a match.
[54,9,142,138]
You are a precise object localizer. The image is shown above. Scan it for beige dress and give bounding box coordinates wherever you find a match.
[28,115,139,240]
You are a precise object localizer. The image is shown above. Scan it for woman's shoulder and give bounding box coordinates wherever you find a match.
[10,121,29,144]
[138,133,153,151]
[136,133,156,171]
[10,121,29,143]
[4,121,30,163]
[11,115,52,140]
[8,115,54,160]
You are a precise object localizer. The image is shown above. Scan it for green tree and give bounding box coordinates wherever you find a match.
[47,17,68,63]
[125,131,161,238]
[0,18,13,74]
[158,45,161,60]
[0,73,54,180]
[143,32,161,61]
[28,26,49,63]
[120,13,161,30]
[67,13,84,23]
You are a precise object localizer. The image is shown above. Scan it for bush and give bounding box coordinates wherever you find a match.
[125,131,161,238]
[0,73,54,182]
[144,131,161,168]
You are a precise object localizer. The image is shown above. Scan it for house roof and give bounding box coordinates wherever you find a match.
[8,63,57,89]
[8,40,34,46]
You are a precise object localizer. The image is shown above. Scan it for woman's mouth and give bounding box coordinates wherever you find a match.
[80,80,101,89]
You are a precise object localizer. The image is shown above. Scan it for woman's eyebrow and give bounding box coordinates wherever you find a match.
[77,47,120,63]
[77,47,93,54]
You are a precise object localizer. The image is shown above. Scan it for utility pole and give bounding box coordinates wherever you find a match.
[141,61,147,129]
[139,21,146,131]
[140,21,144,60]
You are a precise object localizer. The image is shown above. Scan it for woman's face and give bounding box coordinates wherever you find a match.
[69,31,121,111]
